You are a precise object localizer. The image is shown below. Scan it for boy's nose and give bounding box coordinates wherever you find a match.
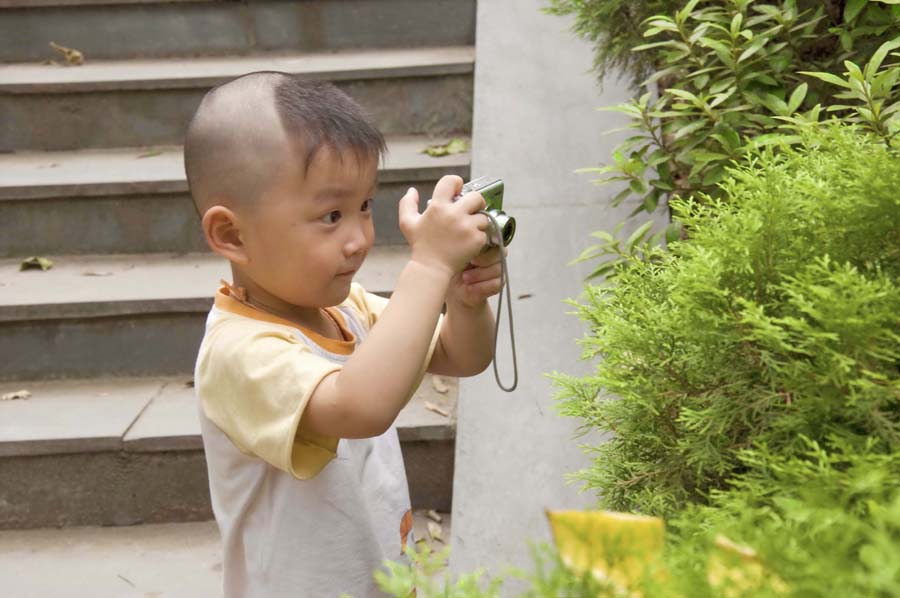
[343,222,372,256]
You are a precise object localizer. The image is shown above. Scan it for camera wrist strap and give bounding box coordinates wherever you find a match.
[482,211,518,392]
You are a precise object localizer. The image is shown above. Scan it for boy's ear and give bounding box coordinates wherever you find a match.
[202,205,249,265]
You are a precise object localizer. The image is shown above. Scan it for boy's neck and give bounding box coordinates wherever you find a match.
[229,269,342,340]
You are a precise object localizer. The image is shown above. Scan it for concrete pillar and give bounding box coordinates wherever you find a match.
[450,0,661,586]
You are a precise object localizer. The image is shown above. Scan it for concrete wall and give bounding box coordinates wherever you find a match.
[450,0,664,587]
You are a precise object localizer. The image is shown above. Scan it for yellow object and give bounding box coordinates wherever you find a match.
[545,509,665,596]
[49,41,84,65]
[707,535,789,597]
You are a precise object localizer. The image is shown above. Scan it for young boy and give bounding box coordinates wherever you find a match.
[184,71,503,597]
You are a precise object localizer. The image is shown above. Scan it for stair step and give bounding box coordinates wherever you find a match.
[1,47,475,151]
[0,375,457,528]
[0,136,470,255]
[0,0,475,63]
[0,247,410,381]
[0,136,470,201]
[0,511,450,595]
[0,46,475,93]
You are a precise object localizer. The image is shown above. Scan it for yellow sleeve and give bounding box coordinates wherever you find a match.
[344,282,389,328]
[196,318,341,480]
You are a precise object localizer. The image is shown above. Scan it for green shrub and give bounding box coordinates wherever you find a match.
[549,1,900,279]
[545,0,900,89]
[553,122,900,516]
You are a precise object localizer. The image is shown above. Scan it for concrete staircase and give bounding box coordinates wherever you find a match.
[0,0,475,538]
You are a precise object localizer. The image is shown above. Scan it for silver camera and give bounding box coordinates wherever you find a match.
[459,176,516,247]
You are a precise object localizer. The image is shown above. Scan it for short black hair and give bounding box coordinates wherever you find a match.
[273,75,387,173]
[184,72,386,214]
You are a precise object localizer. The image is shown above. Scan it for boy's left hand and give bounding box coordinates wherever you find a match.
[448,246,506,308]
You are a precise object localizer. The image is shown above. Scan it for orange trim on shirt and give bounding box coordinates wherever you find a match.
[214,285,356,356]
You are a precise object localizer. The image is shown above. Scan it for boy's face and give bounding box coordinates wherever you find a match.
[238,146,377,310]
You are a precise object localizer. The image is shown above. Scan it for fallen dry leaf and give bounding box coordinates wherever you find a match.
[49,41,84,65]
[137,150,163,159]
[431,374,449,394]
[424,401,450,417]
[423,138,469,157]
[518,293,533,300]
[426,509,443,524]
[1,389,31,401]
[82,271,113,277]
[20,257,53,271]
[427,521,444,543]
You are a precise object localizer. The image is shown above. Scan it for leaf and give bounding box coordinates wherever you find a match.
[625,221,654,252]
[788,83,809,113]
[136,150,163,159]
[1,389,31,401]
[545,510,666,590]
[760,93,790,115]
[20,257,54,271]
[844,0,868,22]
[844,60,865,83]
[738,37,768,63]
[799,71,853,89]
[703,165,727,186]
[671,119,710,141]
[424,401,450,418]
[49,41,84,66]
[665,222,684,244]
[867,38,900,77]
[690,151,729,164]
[427,521,444,543]
[430,374,449,394]
[871,67,900,97]
[423,138,469,157]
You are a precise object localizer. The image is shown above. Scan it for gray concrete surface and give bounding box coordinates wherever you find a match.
[450,0,664,587]
[0,511,451,597]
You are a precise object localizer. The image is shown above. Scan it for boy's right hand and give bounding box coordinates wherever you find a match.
[398,175,488,278]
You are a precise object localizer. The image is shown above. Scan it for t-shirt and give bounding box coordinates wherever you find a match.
[195,282,440,598]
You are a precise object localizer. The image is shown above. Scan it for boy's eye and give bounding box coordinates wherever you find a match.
[322,210,341,224]
[361,198,374,212]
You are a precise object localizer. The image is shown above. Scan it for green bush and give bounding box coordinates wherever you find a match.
[553,122,900,517]
[548,1,900,279]
[545,0,900,89]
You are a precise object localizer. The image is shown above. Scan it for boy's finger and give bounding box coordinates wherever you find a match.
[469,247,503,267]
[397,187,420,230]
[464,277,503,298]
[462,263,502,284]
[430,175,464,204]
[457,191,487,215]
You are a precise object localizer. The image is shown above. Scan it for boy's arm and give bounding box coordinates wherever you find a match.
[300,176,488,440]
[428,246,505,376]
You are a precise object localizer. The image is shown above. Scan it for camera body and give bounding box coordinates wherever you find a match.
[459,176,516,247]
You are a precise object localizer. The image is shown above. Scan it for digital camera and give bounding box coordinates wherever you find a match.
[459,176,516,247]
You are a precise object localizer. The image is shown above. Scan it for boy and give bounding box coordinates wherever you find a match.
[184,71,503,597]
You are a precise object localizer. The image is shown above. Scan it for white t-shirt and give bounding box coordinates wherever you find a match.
[196,283,439,598]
